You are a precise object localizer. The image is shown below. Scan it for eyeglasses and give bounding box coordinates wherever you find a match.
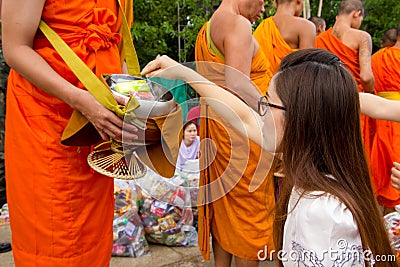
[258,95,286,116]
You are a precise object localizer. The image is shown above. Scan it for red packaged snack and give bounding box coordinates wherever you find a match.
[131,91,155,101]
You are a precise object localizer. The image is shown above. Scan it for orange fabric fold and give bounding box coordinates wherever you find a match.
[5,1,131,266]
[195,22,276,261]
[315,28,362,89]
[315,27,375,164]
[253,17,297,75]
[370,47,400,207]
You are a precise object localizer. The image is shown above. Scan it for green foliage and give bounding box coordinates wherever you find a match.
[363,0,400,49]
[132,0,215,65]
[310,0,341,27]
[132,0,177,66]
[177,1,215,62]
[132,0,400,65]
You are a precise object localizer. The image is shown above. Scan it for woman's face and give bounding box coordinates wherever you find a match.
[183,124,198,144]
[262,77,285,152]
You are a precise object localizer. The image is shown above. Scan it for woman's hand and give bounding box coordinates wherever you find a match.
[391,162,400,190]
[72,90,138,142]
[141,55,182,79]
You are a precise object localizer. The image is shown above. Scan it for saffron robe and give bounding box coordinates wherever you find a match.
[370,47,400,207]
[5,1,130,266]
[195,22,276,261]
[315,27,375,163]
[253,17,297,75]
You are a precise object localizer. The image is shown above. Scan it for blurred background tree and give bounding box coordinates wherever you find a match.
[132,0,216,66]
[132,0,400,65]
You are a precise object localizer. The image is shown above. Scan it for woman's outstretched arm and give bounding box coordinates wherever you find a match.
[360,93,400,122]
[141,55,268,150]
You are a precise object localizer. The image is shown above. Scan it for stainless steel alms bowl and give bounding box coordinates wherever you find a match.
[107,74,176,118]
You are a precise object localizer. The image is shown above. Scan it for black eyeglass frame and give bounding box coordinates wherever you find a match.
[258,95,286,116]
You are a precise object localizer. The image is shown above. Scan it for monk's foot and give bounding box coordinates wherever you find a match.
[0,242,11,253]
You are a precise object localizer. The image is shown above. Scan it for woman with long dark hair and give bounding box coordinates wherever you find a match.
[142,48,398,266]
[272,49,395,266]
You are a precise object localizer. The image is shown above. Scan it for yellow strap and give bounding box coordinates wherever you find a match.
[38,21,139,118]
[117,0,141,76]
[378,91,400,101]
[38,1,141,118]
[206,20,225,60]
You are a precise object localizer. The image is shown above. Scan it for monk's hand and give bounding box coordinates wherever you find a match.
[141,55,181,79]
[391,162,400,190]
[73,90,138,141]
[112,91,129,106]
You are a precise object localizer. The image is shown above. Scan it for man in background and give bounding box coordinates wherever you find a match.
[315,0,375,167]
[309,16,326,36]
[253,0,316,74]
[195,0,276,266]
[380,28,397,48]
[370,25,400,214]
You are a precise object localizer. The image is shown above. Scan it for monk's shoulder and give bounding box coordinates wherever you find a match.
[215,11,252,35]
[284,17,315,37]
[348,28,371,42]
[211,11,253,49]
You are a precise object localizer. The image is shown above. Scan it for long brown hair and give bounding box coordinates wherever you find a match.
[273,48,396,266]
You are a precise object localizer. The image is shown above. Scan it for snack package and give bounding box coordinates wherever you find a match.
[384,205,400,259]
[112,180,150,257]
[134,168,198,247]
[114,79,150,95]
[0,203,9,225]
[109,75,155,101]
[130,91,155,101]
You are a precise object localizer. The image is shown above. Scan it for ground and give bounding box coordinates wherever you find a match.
[0,224,277,267]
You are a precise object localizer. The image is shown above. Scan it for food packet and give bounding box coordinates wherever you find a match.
[112,180,150,257]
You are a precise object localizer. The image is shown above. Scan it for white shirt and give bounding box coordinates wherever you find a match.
[282,188,370,266]
[176,136,200,172]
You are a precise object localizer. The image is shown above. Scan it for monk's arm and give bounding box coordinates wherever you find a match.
[2,0,136,141]
[298,20,316,49]
[223,17,262,111]
[360,93,400,122]
[358,32,374,93]
[142,55,269,149]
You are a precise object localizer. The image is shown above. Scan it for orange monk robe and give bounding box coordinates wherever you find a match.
[5,1,130,266]
[370,47,400,207]
[195,22,276,261]
[315,27,375,163]
[253,17,298,75]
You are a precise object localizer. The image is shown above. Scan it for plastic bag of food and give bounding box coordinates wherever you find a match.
[112,180,150,257]
[384,205,400,258]
[134,169,198,247]
[0,203,9,225]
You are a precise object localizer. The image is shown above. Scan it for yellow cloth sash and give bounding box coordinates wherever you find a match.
[378,91,400,101]
[206,21,225,60]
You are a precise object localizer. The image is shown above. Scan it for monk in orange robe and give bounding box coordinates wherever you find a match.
[2,0,136,266]
[315,0,375,163]
[370,25,400,210]
[194,0,276,265]
[253,0,316,75]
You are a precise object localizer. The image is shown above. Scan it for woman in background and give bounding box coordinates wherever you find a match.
[176,121,200,172]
